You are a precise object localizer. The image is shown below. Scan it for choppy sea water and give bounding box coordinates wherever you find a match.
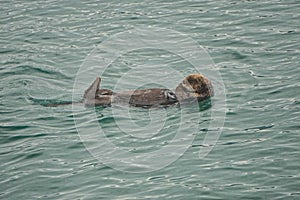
[1,0,300,199]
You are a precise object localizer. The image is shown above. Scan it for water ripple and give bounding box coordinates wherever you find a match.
[1,0,300,199]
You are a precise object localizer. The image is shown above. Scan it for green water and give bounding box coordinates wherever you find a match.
[1,0,300,199]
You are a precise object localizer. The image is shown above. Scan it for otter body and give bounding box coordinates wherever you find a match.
[83,74,213,107]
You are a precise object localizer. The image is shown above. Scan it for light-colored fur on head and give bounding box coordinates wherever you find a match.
[175,74,214,102]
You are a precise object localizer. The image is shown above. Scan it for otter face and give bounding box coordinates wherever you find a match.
[175,74,214,102]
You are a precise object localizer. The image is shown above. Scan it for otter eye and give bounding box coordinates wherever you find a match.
[165,91,177,101]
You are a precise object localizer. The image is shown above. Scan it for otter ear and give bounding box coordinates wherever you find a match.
[84,77,101,99]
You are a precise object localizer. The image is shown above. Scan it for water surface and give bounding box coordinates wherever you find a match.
[1,0,300,199]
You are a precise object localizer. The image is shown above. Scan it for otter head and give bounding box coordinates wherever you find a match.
[175,74,214,103]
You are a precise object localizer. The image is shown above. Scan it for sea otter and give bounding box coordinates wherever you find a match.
[83,74,214,107]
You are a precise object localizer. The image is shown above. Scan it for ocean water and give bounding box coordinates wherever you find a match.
[1,0,300,199]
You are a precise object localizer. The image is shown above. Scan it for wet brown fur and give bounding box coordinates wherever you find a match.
[47,74,214,107]
[85,74,214,107]
[175,74,214,102]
